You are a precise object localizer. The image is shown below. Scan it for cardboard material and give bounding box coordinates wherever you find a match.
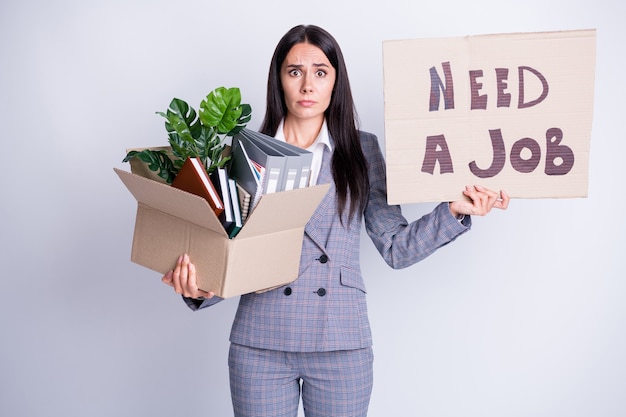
[383,29,596,204]
[115,166,329,298]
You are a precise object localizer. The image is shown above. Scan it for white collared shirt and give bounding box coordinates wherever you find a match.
[274,119,333,186]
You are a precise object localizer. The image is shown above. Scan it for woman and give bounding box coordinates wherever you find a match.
[163,24,509,417]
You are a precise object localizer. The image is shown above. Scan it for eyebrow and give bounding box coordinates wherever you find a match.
[285,63,330,69]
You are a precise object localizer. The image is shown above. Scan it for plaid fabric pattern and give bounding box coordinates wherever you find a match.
[229,343,374,417]
[228,131,470,352]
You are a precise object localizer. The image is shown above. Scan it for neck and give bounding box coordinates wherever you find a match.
[283,116,323,149]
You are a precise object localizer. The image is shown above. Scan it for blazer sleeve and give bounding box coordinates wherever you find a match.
[182,295,224,311]
[361,131,471,269]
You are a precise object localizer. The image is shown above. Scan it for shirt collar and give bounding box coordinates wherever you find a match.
[275,119,333,152]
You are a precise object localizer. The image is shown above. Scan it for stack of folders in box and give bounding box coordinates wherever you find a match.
[171,128,313,239]
[228,128,314,220]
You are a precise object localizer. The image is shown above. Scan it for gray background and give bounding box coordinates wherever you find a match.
[1,0,623,416]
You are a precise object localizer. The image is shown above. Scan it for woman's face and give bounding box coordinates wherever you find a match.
[280,42,336,123]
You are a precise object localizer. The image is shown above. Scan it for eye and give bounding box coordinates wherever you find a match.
[315,70,327,77]
[289,69,302,77]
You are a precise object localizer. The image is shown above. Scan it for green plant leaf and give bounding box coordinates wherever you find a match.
[196,125,221,171]
[122,149,177,183]
[227,103,252,136]
[157,98,202,160]
[125,87,252,179]
[199,87,243,134]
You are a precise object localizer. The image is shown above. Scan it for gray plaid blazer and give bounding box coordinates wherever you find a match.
[188,131,470,352]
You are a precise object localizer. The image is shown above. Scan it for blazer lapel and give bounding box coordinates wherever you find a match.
[305,146,334,248]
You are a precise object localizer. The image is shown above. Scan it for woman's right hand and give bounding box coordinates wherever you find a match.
[162,254,214,300]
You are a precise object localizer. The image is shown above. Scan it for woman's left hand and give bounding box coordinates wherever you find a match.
[162,254,214,300]
[449,185,510,217]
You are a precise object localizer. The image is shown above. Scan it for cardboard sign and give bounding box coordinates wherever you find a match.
[383,29,596,204]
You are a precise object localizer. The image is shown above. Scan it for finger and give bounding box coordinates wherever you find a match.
[184,263,214,299]
[479,186,509,215]
[464,186,488,215]
[182,258,198,298]
[462,185,478,202]
[178,254,191,295]
[460,186,480,215]
[488,189,508,210]
[185,262,202,298]
[467,185,492,202]
[475,185,499,205]
[172,254,184,295]
[162,270,174,287]
[495,190,510,210]
[181,255,206,299]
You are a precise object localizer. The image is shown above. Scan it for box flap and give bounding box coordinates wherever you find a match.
[236,184,330,239]
[221,230,302,297]
[114,168,227,236]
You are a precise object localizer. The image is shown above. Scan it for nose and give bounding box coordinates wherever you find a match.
[301,74,313,93]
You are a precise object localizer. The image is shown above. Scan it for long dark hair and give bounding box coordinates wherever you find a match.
[259,24,369,223]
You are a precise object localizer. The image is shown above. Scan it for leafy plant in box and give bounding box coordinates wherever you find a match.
[123,87,252,183]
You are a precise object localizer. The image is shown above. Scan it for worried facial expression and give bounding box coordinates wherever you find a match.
[280,42,336,123]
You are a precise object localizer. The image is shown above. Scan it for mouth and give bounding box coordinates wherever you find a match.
[298,100,316,107]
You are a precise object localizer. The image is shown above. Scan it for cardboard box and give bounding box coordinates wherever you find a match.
[114,165,329,298]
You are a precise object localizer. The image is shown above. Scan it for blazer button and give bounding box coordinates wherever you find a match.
[283,287,292,296]
[316,288,326,297]
[317,254,328,264]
